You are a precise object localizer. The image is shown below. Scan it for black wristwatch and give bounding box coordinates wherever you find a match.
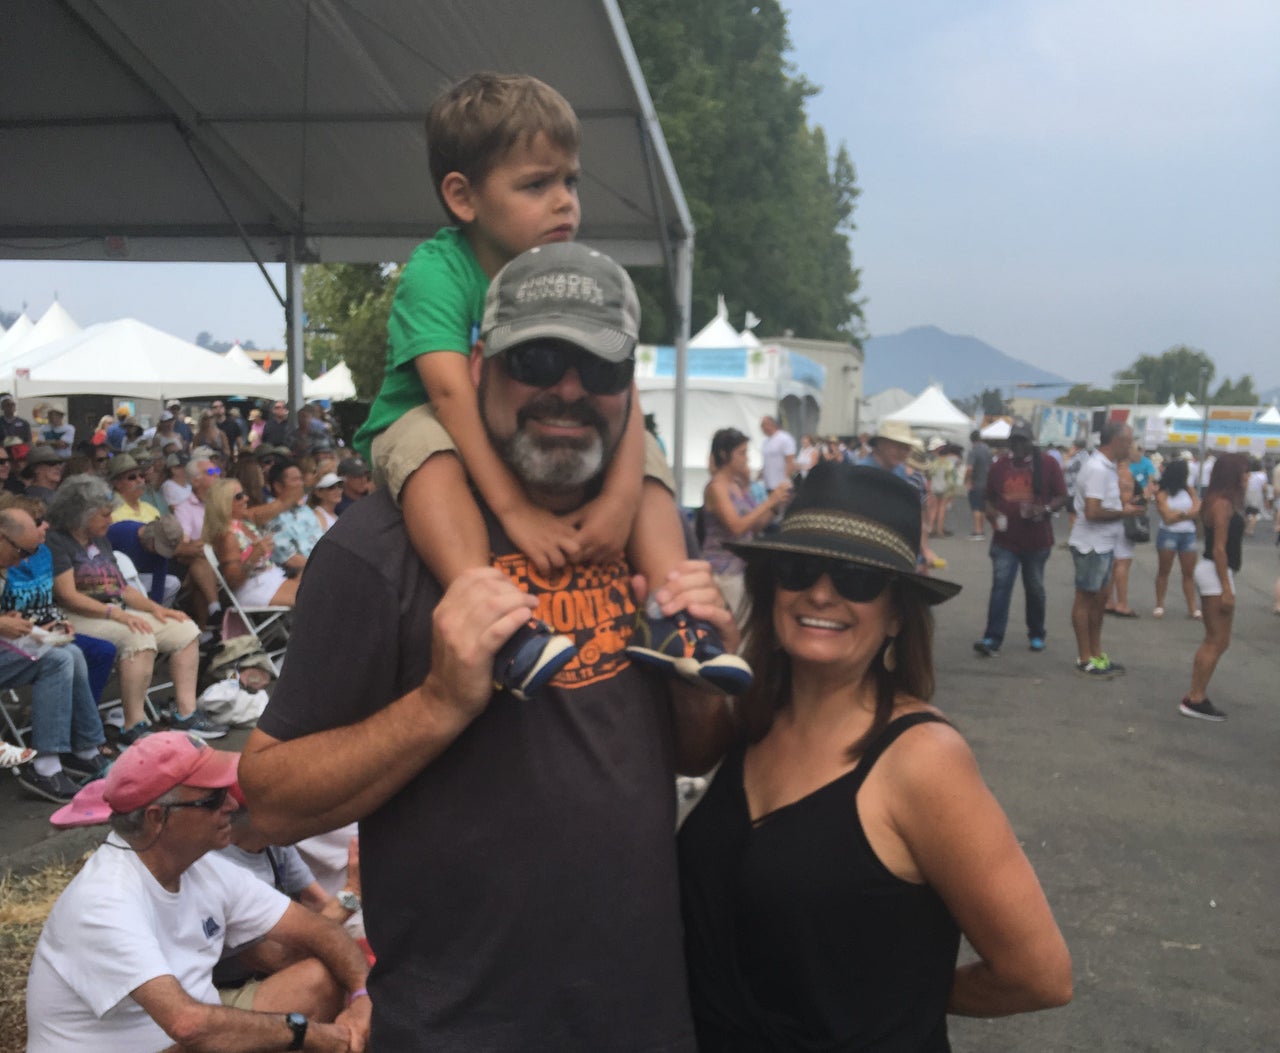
[285,1012,308,1050]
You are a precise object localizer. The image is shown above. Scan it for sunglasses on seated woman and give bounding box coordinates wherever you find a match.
[774,553,893,603]
[500,340,634,396]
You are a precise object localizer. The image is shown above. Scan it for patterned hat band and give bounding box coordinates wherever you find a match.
[778,509,917,569]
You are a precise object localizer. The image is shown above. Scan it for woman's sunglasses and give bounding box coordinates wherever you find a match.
[500,340,634,396]
[774,553,893,604]
[163,787,229,812]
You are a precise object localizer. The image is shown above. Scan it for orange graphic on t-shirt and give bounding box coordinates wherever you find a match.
[492,553,638,689]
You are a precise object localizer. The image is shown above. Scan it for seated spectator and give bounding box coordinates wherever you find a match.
[216,800,366,1004]
[22,445,65,503]
[0,506,115,803]
[28,733,369,1052]
[147,410,187,457]
[90,414,114,448]
[0,444,15,493]
[194,410,232,464]
[107,517,185,609]
[113,454,222,629]
[203,479,299,608]
[139,452,172,515]
[236,456,271,509]
[0,494,118,704]
[38,407,75,458]
[246,407,265,450]
[309,472,343,533]
[3,437,26,494]
[265,460,322,575]
[334,457,371,515]
[160,451,193,511]
[47,474,223,742]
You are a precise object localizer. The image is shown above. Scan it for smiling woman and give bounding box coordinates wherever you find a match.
[677,462,1072,1051]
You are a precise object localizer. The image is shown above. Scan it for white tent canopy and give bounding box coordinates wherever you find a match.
[690,297,747,349]
[0,315,34,360]
[309,361,357,402]
[1158,397,1180,419]
[1257,405,1280,425]
[222,343,262,374]
[980,418,1012,441]
[6,319,290,400]
[884,384,971,428]
[0,302,81,367]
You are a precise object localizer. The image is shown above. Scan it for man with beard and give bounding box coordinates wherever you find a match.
[238,244,733,1051]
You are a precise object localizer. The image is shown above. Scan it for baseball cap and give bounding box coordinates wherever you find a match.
[141,514,185,558]
[1009,418,1034,441]
[50,732,239,827]
[481,243,640,364]
[159,411,174,422]
[337,457,368,478]
[315,471,341,489]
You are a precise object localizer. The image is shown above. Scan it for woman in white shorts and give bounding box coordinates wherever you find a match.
[203,479,299,609]
[1153,459,1200,619]
[1180,453,1248,723]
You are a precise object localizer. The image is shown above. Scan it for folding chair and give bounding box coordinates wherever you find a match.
[203,543,291,675]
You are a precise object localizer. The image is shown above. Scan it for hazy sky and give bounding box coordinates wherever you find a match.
[2,1,1276,391]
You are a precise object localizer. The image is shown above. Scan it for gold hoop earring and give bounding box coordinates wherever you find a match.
[883,637,897,672]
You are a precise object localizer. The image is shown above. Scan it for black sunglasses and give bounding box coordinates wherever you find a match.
[500,340,634,396]
[163,787,229,812]
[0,458,10,465]
[0,534,36,559]
[774,553,893,604]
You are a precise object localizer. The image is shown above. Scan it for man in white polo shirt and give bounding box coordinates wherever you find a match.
[1067,421,1144,679]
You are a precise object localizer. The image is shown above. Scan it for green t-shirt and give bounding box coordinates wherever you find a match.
[353,227,489,458]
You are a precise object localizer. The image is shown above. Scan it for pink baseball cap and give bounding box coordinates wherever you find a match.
[50,732,239,828]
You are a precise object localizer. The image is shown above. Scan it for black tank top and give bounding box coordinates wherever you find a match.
[678,712,961,1053]
[1203,508,1244,571]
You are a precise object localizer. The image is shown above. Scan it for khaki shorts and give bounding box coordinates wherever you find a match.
[371,403,675,503]
[65,609,200,661]
[218,979,262,1010]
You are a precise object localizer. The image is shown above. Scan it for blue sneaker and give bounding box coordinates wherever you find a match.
[973,638,999,657]
[627,610,753,694]
[168,709,230,741]
[493,620,577,701]
[1029,637,1046,653]
[118,720,156,747]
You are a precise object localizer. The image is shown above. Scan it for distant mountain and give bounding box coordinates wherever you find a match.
[863,325,1070,399]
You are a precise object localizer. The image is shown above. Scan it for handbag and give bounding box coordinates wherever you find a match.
[1123,501,1150,543]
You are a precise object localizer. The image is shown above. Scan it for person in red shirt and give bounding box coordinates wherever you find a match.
[974,420,1068,656]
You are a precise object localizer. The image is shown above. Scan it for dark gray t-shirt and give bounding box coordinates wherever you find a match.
[257,491,695,1052]
[967,441,992,491]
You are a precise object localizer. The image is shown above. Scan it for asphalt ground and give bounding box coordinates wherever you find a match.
[4,507,1278,1051]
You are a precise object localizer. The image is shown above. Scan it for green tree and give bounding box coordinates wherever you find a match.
[1125,345,1215,403]
[1213,375,1258,405]
[302,263,399,398]
[620,0,863,343]
[979,388,1006,416]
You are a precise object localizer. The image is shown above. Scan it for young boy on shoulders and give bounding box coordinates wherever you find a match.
[353,72,749,699]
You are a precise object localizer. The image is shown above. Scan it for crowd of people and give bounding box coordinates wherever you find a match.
[0,393,376,805]
[15,68,1273,1053]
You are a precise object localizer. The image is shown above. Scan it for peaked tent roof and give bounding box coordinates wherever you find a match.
[0,315,34,360]
[222,343,262,374]
[1257,405,1280,425]
[309,361,357,401]
[5,319,288,400]
[883,384,971,427]
[690,296,746,349]
[1158,397,1180,418]
[0,302,81,366]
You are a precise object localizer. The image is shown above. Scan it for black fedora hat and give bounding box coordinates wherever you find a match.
[727,461,961,604]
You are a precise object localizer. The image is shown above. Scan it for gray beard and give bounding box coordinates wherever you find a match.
[479,369,626,493]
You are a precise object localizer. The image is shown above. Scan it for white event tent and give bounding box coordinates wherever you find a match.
[0,315,35,360]
[309,362,357,402]
[979,418,1012,441]
[0,302,82,367]
[4,319,288,400]
[883,384,972,445]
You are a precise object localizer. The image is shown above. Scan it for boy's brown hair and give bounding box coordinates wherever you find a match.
[427,72,581,223]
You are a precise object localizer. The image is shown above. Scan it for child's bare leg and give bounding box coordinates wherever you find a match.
[625,479,690,602]
[402,453,489,586]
